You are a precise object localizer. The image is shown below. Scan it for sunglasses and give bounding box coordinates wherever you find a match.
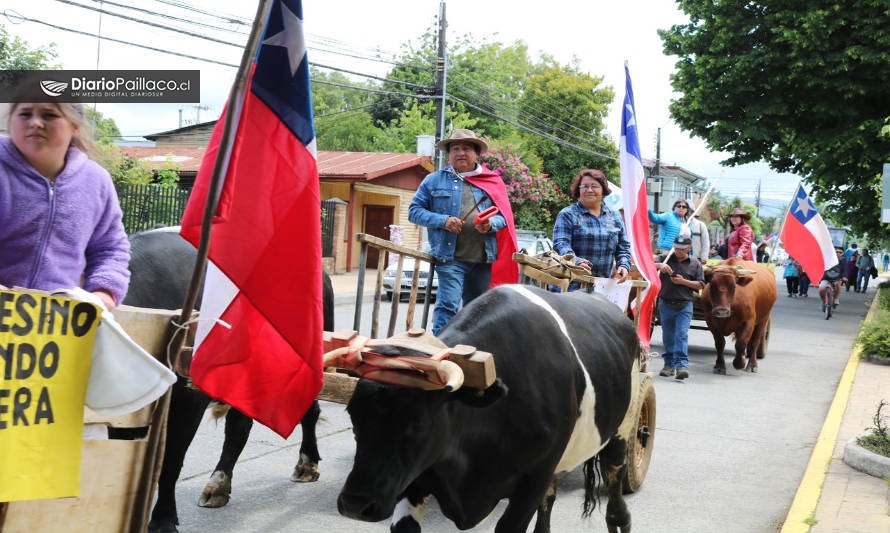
[674,204,688,209]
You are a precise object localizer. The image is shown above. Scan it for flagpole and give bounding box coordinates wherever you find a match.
[132,1,275,529]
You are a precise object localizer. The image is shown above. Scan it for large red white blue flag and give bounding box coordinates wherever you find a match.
[619,63,660,349]
[779,183,838,277]
[179,0,323,438]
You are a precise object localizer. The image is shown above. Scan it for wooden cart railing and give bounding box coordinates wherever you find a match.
[352,233,437,339]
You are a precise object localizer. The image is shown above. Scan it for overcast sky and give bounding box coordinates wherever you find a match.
[2,0,801,209]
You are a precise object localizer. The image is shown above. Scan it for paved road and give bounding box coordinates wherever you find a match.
[167,275,868,532]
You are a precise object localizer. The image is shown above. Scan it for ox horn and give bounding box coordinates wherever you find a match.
[732,267,758,276]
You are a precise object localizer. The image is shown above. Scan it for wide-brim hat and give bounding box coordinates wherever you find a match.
[728,207,751,221]
[436,129,488,154]
[673,235,692,249]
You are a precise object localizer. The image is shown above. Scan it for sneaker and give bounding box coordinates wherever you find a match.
[659,366,675,377]
[675,368,690,380]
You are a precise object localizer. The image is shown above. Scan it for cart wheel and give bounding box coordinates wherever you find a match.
[623,374,656,494]
[756,318,770,359]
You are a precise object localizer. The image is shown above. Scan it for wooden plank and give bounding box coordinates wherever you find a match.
[3,439,147,532]
[513,252,649,288]
[323,329,496,390]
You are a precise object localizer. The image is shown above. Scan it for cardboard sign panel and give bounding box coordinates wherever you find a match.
[0,290,100,501]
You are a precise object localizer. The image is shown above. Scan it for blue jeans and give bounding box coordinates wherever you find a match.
[857,269,870,292]
[431,261,491,335]
[659,299,693,369]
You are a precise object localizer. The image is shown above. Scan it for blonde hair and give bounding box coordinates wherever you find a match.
[6,101,98,159]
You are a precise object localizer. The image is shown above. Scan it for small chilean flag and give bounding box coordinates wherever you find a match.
[779,183,838,277]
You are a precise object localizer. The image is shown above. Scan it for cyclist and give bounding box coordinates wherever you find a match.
[819,248,846,311]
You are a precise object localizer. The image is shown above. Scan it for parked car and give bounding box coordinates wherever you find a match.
[382,257,438,301]
[516,230,554,257]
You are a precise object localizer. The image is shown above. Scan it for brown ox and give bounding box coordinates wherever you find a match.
[701,257,777,373]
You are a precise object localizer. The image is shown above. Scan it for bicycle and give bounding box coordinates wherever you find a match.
[822,280,840,319]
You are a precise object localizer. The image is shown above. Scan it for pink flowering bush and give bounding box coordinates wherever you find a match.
[480,148,568,232]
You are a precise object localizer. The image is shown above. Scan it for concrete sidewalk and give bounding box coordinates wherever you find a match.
[785,284,890,532]
[327,269,890,532]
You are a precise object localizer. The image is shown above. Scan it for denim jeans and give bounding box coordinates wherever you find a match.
[431,261,491,335]
[658,299,693,369]
[857,269,870,292]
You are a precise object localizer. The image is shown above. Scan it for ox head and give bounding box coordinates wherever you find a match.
[703,264,757,318]
[330,344,508,522]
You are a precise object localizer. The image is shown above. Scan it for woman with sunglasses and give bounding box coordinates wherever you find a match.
[552,168,631,290]
[648,199,693,254]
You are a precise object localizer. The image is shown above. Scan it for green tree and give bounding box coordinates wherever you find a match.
[518,65,617,193]
[479,146,568,232]
[660,1,890,239]
[0,25,59,69]
[85,107,122,145]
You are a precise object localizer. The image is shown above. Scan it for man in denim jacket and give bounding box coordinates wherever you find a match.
[409,129,517,335]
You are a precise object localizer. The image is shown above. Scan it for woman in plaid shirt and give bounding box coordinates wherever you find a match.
[552,169,632,290]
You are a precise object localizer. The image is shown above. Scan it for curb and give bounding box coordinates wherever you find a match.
[843,437,890,479]
[780,288,880,532]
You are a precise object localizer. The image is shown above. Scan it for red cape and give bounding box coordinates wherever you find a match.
[465,170,518,287]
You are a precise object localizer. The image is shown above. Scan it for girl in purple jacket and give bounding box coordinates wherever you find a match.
[0,98,130,310]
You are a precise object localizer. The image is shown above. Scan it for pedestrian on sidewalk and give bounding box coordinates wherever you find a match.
[856,248,875,293]
[654,235,705,381]
[845,250,859,292]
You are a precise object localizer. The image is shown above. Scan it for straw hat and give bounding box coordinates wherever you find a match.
[436,129,489,154]
[728,207,751,221]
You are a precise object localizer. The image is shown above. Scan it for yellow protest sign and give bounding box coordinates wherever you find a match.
[0,289,100,502]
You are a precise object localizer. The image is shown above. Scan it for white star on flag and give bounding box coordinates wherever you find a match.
[795,195,813,218]
[263,2,305,76]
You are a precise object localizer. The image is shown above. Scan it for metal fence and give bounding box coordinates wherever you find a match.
[321,198,337,256]
[115,183,190,234]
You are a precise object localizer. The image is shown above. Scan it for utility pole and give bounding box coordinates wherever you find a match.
[754,179,762,216]
[434,0,448,170]
[652,127,662,212]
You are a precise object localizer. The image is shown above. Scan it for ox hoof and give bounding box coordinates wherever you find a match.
[291,453,320,483]
[745,366,758,373]
[732,357,746,370]
[713,366,726,375]
[198,470,231,508]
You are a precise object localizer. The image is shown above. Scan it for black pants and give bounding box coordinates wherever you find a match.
[785,276,799,295]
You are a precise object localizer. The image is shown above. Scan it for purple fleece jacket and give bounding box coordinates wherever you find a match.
[0,136,130,303]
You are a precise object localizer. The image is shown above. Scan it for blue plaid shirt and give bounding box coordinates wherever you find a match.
[552,201,632,277]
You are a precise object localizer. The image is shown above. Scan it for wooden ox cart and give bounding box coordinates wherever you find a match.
[510,250,656,492]
[649,261,772,359]
[0,306,180,532]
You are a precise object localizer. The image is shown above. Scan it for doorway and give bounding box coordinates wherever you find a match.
[363,205,394,269]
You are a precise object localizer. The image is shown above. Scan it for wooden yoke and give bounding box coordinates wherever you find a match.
[319,329,496,404]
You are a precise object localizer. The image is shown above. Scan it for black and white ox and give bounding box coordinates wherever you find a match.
[123,227,332,533]
[332,284,640,533]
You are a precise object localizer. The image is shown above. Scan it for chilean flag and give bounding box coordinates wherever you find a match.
[779,183,838,277]
[179,0,323,438]
[619,63,660,349]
